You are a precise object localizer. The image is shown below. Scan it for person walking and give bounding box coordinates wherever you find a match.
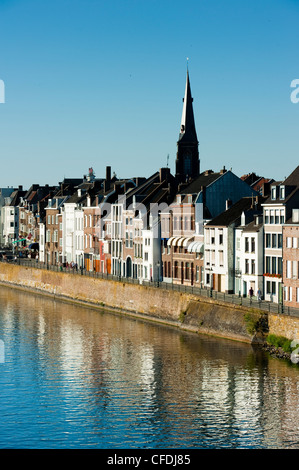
[257,288,262,301]
[249,287,254,299]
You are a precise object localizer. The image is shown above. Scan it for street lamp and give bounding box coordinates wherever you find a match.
[280,281,284,314]
[156,261,160,287]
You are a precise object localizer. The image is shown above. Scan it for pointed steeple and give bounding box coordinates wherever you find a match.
[175,68,200,183]
[179,69,198,144]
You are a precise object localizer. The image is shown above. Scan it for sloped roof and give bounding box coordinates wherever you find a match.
[283,165,299,186]
[206,196,266,227]
[179,171,222,194]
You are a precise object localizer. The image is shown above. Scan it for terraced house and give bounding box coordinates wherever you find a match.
[262,165,299,303]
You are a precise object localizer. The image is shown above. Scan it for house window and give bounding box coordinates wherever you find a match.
[270,211,274,224]
[219,232,223,245]
[272,234,277,248]
[185,263,190,280]
[278,234,283,248]
[245,238,249,252]
[287,260,292,278]
[278,257,283,275]
[272,257,277,274]
[251,259,255,274]
[271,186,276,200]
[265,210,269,224]
[245,259,249,274]
[266,281,271,294]
[251,238,255,253]
[280,186,285,200]
[275,210,280,224]
[266,234,271,248]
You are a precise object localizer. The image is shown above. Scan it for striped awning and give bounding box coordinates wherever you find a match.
[167,236,193,247]
[183,237,194,247]
[176,237,186,247]
[167,236,176,246]
[187,241,204,253]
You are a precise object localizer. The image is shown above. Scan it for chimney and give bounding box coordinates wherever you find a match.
[220,166,227,175]
[159,167,170,183]
[241,211,246,226]
[104,166,111,192]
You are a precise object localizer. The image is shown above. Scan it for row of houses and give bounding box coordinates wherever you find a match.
[0,69,298,310]
[1,163,299,309]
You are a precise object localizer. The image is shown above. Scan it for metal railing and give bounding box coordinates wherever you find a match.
[1,257,299,318]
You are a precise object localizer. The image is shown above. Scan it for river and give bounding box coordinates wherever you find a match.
[0,285,299,449]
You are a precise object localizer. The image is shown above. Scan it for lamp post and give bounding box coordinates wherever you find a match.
[156,261,160,287]
[280,281,284,314]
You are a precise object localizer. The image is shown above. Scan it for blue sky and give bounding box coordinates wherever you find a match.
[0,0,298,189]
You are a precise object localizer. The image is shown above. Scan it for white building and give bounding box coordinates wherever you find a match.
[204,197,265,294]
[2,205,19,247]
[235,214,264,298]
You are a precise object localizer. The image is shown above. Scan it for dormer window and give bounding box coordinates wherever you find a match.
[271,186,276,200]
[280,185,285,200]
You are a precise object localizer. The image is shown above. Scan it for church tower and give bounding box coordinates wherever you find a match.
[175,69,199,183]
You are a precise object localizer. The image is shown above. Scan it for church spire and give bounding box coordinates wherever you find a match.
[179,68,198,144]
[175,67,200,183]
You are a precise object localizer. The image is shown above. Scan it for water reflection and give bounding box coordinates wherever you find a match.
[0,286,299,449]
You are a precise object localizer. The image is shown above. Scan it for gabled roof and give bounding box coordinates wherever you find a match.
[178,170,222,194]
[206,196,266,227]
[283,165,299,186]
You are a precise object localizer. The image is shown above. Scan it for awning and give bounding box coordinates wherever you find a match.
[167,236,176,246]
[188,241,204,253]
[183,237,194,247]
[167,236,195,247]
[176,237,186,247]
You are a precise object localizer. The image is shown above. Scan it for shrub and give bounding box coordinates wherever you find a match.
[266,334,292,353]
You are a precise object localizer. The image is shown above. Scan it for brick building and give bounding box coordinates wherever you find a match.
[282,209,299,308]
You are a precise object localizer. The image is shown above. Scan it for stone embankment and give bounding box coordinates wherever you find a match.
[0,262,298,353]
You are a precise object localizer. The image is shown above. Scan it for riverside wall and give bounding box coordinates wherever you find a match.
[0,262,298,344]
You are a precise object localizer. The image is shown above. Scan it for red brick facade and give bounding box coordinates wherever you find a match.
[282,224,299,307]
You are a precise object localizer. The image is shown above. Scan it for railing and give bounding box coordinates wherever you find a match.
[1,257,299,318]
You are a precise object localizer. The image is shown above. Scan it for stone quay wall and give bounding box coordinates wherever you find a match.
[0,262,298,344]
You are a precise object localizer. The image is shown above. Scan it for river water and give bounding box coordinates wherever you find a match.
[0,285,299,450]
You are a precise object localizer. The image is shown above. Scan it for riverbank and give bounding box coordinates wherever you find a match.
[0,262,298,352]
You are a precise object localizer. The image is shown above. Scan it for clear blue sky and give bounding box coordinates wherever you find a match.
[0,0,298,189]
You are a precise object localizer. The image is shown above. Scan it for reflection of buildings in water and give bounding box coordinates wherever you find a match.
[232,369,262,443]
[261,367,299,448]
[2,286,299,448]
